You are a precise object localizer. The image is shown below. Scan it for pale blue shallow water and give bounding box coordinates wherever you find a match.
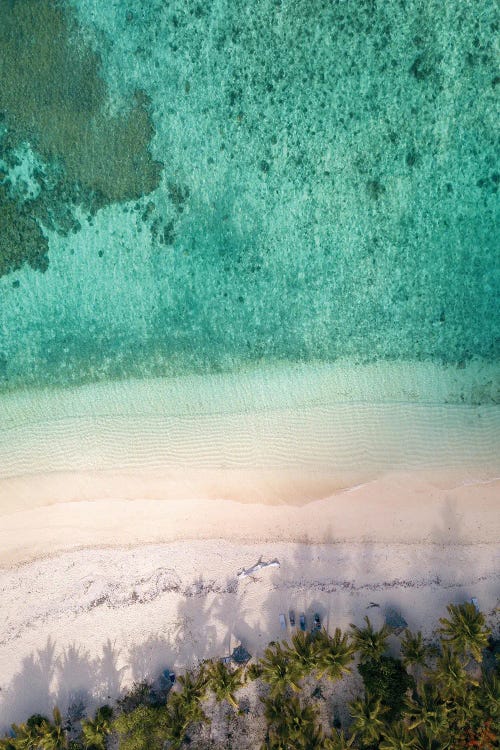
[0,0,498,401]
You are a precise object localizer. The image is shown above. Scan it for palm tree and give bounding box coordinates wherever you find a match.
[262,693,287,722]
[478,669,500,718]
[349,694,387,745]
[259,642,302,696]
[438,602,491,662]
[315,628,355,681]
[379,721,418,749]
[323,729,356,749]
[412,726,450,750]
[297,723,326,750]
[400,631,429,674]
[283,695,318,743]
[447,687,482,738]
[205,660,244,709]
[350,617,390,664]
[81,705,113,750]
[404,682,449,739]
[176,668,208,709]
[112,703,170,750]
[9,714,47,750]
[284,631,318,679]
[431,645,471,700]
[261,695,289,750]
[163,694,193,750]
[165,670,209,745]
[263,694,319,749]
[39,708,68,750]
[7,726,38,749]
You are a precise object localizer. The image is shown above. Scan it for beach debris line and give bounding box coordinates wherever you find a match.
[237,556,280,580]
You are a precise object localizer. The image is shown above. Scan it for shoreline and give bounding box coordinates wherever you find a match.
[2,363,499,491]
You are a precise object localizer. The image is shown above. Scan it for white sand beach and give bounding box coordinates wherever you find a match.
[1,363,499,732]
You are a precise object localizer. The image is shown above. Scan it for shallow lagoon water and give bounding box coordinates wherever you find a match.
[0,0,498,407]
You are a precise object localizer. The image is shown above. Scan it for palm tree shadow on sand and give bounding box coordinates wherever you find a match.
[55,643,94,720]
[0,637,56,731]
[127,633,175,686]
[172,576,230,667]
[0,637,125,733]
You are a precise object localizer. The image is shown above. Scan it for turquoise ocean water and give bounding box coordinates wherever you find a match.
[0,0,498,401]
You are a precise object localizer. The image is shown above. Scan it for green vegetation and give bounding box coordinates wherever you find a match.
[259,641,303,696]
[205,660,245,710]
[439,602,491,663]
[358,657,414,721]
[0,603,497,749]
[350,618,391,665]
[80,706,113,750]
[113,704,170,750]
[400,631,431,675]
